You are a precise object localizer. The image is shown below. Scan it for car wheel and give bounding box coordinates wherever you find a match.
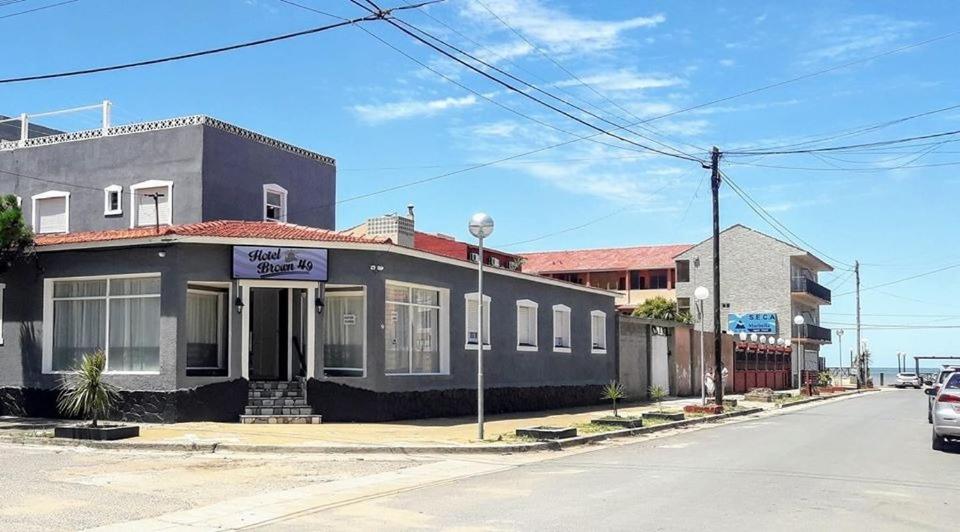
[933,430,946,451]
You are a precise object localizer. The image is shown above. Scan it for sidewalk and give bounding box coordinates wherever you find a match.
[0,390,873,452]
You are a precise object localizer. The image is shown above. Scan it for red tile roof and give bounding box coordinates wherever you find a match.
[413,231,468,260]
[34,220,390,246]
[522,244,692,274]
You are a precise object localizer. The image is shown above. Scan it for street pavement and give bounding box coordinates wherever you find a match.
[261,390,958,531]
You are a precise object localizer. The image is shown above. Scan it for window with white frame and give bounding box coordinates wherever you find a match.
[263,184,288,222]
[130,180,172,228]
[104,185,123,216]
[46,275,161,373]
[323,289,366,377]
[385,282,448,375]
[465,292,491,349]
[552,304,572,352]
[32,190,70,234]
[0,283,5,345]
[186,285,228,376]
[591,310,607,353]
[516,299,538,351]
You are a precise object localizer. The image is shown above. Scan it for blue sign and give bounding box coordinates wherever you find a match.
[727,313,778,334]
[232,246,328,281]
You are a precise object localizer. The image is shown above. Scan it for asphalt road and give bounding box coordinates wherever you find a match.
[264,390,958,531]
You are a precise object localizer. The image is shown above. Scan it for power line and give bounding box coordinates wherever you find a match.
[719,170,854,269]
[0,8,404,83]
[0,0,77,20]
[834,261,960,297]
[728,128,960,156]
[382,15,703,162]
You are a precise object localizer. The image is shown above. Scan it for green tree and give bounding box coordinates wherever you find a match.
[0,194,33,274]
[631,296,692,324]
[601,380,626,417]
[57,351,119,427]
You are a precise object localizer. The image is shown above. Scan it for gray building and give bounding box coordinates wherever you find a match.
[673,225,833,385]
[0,115,616,423]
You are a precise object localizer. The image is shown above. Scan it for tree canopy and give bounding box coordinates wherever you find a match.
[631,296,692,323]
[0,194,34,274]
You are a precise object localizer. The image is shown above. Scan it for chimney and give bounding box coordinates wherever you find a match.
[366,211,415,248]
[407,204,415,221]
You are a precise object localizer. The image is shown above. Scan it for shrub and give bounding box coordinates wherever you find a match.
[57,351,119,427]
[601,381,626,417]
[648,384,667,412]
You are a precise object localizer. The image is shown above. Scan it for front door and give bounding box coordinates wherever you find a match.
[249,288,288,380]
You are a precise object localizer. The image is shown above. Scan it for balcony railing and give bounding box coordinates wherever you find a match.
[793,323,832,343]
[791,277,831,303]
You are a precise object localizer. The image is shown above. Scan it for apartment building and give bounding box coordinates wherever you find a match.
[522,244,693,313]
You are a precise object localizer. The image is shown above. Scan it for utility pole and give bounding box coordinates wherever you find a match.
[710,146,723,406]
[855,260,862,387]
[145,192,165,234]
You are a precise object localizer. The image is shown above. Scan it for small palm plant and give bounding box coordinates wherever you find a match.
[601,381,626,417]
[57,351,118,427]
[648,384,667,412]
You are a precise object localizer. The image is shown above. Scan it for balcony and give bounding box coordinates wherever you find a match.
[791,277,831,304]
[793,323,832,344]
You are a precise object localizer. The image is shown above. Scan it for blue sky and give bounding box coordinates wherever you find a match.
[3,0,960,367]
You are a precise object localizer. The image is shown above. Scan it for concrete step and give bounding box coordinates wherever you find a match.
[249,381,301,391]
[244,406,314,416]
[239,414,322,424]
[248,390,303,399]
[248,397,309,407]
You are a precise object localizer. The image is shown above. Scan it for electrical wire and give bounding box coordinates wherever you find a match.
[728,128,960,156]
[0,0,77,20]
[834,261,960,297]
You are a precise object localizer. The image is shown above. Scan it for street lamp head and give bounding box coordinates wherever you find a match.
[759,335,767,344]
[694,286,709,301]
[777,338,785,346]
[750,333,758,342]
[793,314,805,326]
[468,212,495,239]
[837,328,844,336]
[768,337,776,345]
[738,332,747,341]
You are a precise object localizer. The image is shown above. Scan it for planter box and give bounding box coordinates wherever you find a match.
[642,411,685,422]
[516,426,577,440]
[591,417,643,429]
[707,398,738,408]
[54,424,140,441]
[685,404,723,415]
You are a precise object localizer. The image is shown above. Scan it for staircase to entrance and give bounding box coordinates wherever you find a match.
[241,380,322,424]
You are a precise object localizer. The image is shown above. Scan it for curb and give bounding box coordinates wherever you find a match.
[0,407,766,455]
[777,388,879,409]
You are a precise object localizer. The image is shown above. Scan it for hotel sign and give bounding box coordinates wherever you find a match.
[727,313,778,334]
[232,246,328,281]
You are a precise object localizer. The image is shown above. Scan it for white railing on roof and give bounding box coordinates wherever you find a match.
[0,109,335,165]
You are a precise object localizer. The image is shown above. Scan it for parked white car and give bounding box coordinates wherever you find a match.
[927,367,959,423]
[932,372,960,451]
[895,372,922,389]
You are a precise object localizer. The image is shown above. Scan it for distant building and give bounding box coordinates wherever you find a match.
[673,224,833,386]
[521,244,693,313]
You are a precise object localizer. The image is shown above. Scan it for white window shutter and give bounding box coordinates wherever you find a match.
[37,197,67,233]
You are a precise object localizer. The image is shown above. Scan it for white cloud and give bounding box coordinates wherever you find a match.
[470,121,520,137]
[352,95,478,124]
[459,0,665,54]
[472,40,535,64]
[719,59,736,67]
[553,69,684,92]
[802,15,921,64]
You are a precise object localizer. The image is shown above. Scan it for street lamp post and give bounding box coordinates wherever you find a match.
[794,315,805,392]
[694,286,709,406]
[469,212,494,441]
[836,329,844,386]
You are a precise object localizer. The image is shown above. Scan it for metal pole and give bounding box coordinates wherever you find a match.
[855,260,862,387]
[699,299,705,406]
[836,329,843,386]
[477,236,485,440]
[710,146,723,406]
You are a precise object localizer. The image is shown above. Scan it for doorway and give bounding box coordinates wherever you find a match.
[249,288,288,381]
[241,282,316,381]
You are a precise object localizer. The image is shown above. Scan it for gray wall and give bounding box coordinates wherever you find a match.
[1,243,615,394]
[1,122,337,233]
[617,315,650,400]
[200,125,336,229]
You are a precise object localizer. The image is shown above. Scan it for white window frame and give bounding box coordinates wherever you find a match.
[590,310,607,354]
[0,283,5,345]
[185,283,231,376]
[552,304,572,353]
[42,273,162,375]
[385,280,450,376]
[31,190,70,234]
[103,184,123,216]
[464,292,492,350]
[130,179,173,228]
[516,299,538,352]
[322,286,368,378]
[263,184,288,222]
